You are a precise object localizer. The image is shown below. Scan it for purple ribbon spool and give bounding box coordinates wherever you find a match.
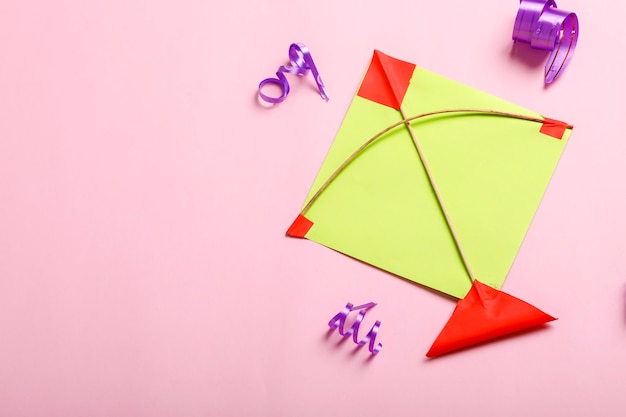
[258,43,329,104]
[328,302,382,355]
[512,0,579,83]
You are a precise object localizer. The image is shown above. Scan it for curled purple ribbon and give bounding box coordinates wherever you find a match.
[512,0,579,83]
[258,43,329,104]
[328,302,382,354]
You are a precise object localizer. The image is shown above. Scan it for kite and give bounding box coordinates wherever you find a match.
[286,50,572,357]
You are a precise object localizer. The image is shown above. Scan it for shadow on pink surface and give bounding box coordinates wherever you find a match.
[623,283,626,324]
[323,328,378,363]
[509,42,549,69]
[323,323,377,361]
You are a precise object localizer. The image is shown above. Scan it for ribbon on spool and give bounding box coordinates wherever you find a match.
[258,43,329,104]
[512,0,579,83]
[328,302,382,355]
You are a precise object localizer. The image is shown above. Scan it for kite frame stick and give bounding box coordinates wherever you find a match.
[399,106,475,282]
[299,108,573,282]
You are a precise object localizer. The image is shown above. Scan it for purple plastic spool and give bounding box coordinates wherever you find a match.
[512,0,579,83]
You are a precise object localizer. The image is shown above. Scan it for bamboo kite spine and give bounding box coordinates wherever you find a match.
[398,106,476,283]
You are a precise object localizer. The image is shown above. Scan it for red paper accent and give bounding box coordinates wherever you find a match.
[356,50,416,110]
[539,118,569,139]
[426,280,556,357]
[286,214,314,238]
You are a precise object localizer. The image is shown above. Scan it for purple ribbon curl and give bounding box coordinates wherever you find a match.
[328,302,382,355]
[512,0,579,83]
[258,43,329,104]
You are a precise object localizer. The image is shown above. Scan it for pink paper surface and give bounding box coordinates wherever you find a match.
[0,1,624,416]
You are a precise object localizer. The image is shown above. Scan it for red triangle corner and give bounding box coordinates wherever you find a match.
[286,214,314,238]
[426,280,556,358]
[540,117,569,139]
[356,50,416,110]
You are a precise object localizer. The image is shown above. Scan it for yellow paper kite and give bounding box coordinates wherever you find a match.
[287,50,571,356]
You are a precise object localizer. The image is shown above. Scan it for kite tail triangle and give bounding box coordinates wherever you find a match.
[286,214,314,238]
[426,280,557,358]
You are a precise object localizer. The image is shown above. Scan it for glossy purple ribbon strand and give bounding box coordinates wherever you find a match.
[328,302,382,354]
[258,43,329,104]
[512,0,579,83]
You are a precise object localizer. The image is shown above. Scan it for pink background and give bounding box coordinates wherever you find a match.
[0,0,623,415]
